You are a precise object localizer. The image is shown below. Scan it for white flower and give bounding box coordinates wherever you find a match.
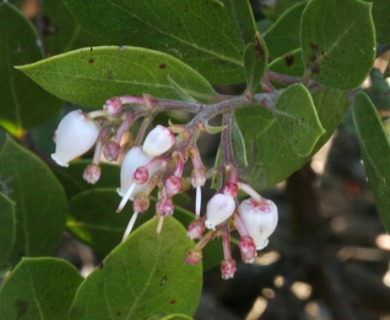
[142,125,175,157]
[51,110,99,167]
[205,193,236,230]
[117,146,153,200]
[239,198,278,250]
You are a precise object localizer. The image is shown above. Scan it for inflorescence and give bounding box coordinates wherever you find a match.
[51,93,278,280]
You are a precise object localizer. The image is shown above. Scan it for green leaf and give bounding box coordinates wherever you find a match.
[353,93,390,233]
[42,0,101,55]
[269,49,304,78]
[0,3,62,136]
[67,188,132,256]
[67,187,222,271]
[275,84,325,156]
[260,0,307,20]
[0,257,83,320]
[264,2,307,60]
[0,138,67,266]
[237,87,348,190]
[64,0,247,84]
[54,160,120,199]
[301,0,376,89]
[244,33,268,95]
[365,0,390,44]
[69,217,202,319]
[0,192,16,268]
[232,118,248,167]
[220,0,257,44]
[18,46,217,107]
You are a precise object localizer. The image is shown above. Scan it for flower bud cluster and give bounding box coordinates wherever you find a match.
[51,95,278,280]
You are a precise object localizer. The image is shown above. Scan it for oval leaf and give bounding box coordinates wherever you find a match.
[275,83,325,156]
[0,192,16,268]
[0,137,67,266]
[237,87,348,190]
[0,257,83,320]
[301,0,376,89]
[69,217,202,319]
[17,46,217,106]
[353,93,390,233]
[0,3,62,136]
[64,0,246,84]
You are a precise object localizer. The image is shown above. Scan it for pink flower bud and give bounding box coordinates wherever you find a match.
[205,193,236,230]
[51,110,99,167]
[222,183,238,197]
[221,259,236,279]
[156,197,174,216]
[133,166,149,184]
[166,176,182,196]
[103,96,122,116]
[83,164,101,184]
[103,141,121,162]
[238,235,257,263]
[117,147,153,200]
[133,197,150,213]
[239,198,278,250]
[187,220,205,240]
[143,125,175,157]
[185,248,203,265]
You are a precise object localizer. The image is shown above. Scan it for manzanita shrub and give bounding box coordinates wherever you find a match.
[0,0,390,319]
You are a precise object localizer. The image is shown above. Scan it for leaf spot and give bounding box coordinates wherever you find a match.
[309,43,320,74]
[42,16,58,36]
[15,299,28,320]
[253,34,266,61]
[160,276,167,286]
[88,58,94,64]
[284,54,295,67]
[169,299,176,304]
[159,63,167,69]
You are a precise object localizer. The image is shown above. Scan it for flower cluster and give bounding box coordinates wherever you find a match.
[51,94,278,279]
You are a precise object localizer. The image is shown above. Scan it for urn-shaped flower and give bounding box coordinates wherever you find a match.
[239,198,278,250]
[205,193,236,230]
[143,125,175,157]
[51,110,99,167]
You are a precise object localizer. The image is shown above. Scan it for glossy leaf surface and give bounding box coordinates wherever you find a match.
[18,46,217,107]
[64,0,248,83]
